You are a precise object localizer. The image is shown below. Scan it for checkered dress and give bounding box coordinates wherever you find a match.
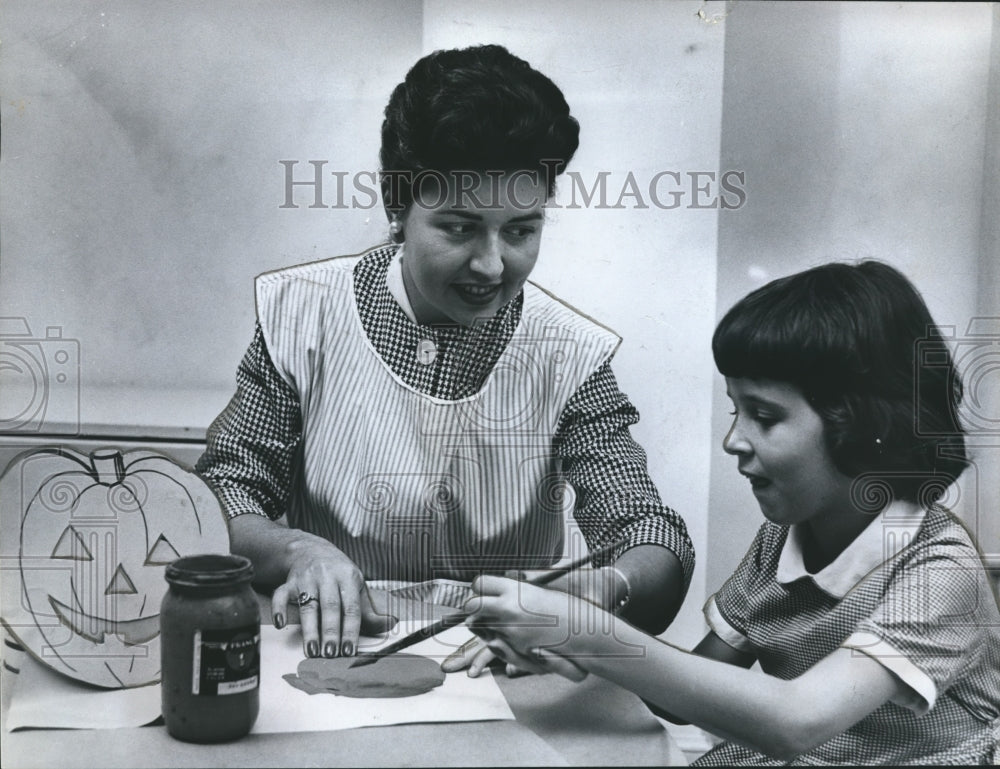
[196,245,694,593]
[694,504,1000,765]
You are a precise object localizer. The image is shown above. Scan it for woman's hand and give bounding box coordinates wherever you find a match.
[228,514,397,659]
[463,575,597,681]
[270,538,397,659]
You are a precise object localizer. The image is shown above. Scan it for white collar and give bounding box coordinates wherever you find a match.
[776,501,927,598]
[385,245,418,324]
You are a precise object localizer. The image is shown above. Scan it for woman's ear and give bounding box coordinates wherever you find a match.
[385,205,405,243]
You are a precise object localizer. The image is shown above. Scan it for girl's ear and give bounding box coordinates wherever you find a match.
[818,393,895,477]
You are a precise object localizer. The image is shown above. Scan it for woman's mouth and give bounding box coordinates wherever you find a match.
[453,283,502,306]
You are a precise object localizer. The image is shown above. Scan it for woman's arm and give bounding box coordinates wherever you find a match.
[195,324,302,529]
[554,360,695,633]
[443,360,692,676]
[468,577,904,761]
[196,325,394,657]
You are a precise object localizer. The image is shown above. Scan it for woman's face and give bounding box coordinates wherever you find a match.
[398,171,547,327]
[723,377,855,527]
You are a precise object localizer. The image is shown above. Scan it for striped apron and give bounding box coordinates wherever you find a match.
[256,251,619,582]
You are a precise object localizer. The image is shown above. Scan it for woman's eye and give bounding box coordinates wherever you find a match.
[505,225,536,239]
[440,222,476,236]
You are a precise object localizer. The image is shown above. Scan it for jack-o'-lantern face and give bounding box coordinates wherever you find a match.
[0,447,229,688]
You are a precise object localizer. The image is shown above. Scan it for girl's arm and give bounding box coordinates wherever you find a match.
[468,576,905,762]
[643,630,757,724]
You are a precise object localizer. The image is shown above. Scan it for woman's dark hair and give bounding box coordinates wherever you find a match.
[380,44,580,215]
[713,260,968,506]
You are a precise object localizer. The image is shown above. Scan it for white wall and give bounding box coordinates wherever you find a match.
[709,1,998,592]
[1,0,421,434]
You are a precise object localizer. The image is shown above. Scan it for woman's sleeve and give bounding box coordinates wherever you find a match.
[554,359,695,590]
[195,322,303,521]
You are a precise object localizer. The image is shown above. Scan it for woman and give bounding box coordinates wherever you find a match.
[196,44,694,674]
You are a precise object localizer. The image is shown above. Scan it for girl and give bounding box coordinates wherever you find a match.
[466,260,1000,764]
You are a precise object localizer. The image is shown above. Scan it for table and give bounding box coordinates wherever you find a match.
[1,591,688,767]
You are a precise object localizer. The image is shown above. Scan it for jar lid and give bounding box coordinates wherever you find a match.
[165,554,254,587]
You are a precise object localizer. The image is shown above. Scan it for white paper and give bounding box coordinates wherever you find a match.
[3,644,161,731]
[4,621,514,733]
[253,622,515,733]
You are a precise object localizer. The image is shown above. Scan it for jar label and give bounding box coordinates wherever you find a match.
[190,625,260,696]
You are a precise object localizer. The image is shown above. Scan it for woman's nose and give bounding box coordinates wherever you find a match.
[468,234,504,280]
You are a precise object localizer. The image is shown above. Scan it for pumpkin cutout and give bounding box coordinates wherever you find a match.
[0,447,229,688]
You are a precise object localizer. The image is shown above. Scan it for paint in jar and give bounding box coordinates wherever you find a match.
[160,554,259,742]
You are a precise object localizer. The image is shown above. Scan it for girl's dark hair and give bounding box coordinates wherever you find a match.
[713,260,968,506]
[380,44,580,214]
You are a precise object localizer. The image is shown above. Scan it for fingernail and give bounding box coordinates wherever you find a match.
[273,613,285,629]
[324,641,336,658]
[307,640,319,658]
[341,641,354,657]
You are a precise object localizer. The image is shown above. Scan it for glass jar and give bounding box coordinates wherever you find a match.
[160,554,260,743]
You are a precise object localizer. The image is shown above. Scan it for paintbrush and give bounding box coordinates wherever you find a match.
[349,540,628,668]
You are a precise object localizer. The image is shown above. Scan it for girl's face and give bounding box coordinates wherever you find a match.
[398,171,547,327]
[723,377,855,526]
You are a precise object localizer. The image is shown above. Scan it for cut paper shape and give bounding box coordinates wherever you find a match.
[105,564,138,595]
[51,526,94,560]
[283,654,446,698]
[144,534,181,565]
[0,447,230,688]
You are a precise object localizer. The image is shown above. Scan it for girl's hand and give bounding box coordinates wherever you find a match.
[271,540,396,659]
[443,565,616,677]
[440,635,532,678]
[464,575,598,680]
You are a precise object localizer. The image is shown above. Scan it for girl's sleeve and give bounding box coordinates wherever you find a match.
[195,322,303,521]
[843,541,999,716]
[704,524,772,654]
[554,359,695,591]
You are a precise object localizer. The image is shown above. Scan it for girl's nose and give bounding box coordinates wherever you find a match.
[469,234,504,280]
[722,419,751,456]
